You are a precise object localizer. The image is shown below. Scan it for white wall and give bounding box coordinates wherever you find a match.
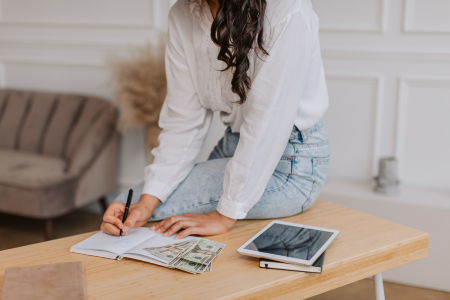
[312,0,450,292]
[1,0,449,291]
[313,0,450,186]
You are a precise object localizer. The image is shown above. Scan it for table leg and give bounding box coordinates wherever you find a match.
[373,273,385,300]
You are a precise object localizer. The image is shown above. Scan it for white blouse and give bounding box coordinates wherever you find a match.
[143,0,329,219]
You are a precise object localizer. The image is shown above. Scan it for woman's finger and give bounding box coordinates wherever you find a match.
[175,227,200,240]
[103,214,124,229]
[105,202,125,218]
[152,219,165,233]
[155,219,166,233]
[101,222,123,236]
[122,209,143,234]
[149,220,162,231]
[163,220,196,237]
[157,216,185,234]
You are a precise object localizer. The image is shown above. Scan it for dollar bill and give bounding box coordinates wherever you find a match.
[143,239,198,252]
[179,238,226,266]
[169,257,209,274]
[143,239,198,263]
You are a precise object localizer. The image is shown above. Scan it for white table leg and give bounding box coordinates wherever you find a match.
[373,273,385,300]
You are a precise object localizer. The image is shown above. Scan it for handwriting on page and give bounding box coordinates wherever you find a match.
[111,238,141,249]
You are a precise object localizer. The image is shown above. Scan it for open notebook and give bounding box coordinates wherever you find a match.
[70,227,201,268]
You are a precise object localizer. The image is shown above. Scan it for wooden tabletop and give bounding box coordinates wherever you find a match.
[0,199,428,300]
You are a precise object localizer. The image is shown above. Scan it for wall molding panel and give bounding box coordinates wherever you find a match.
[0,0,158,29]
[0,0,174,30]
[2,57,105,68]
[0,37,152,52]
[395,76,450,186]
[321,48,450,62]
[0,37,155,63]
[314,0,387,33]
[403,0,450,33]
[325,73,383,179]
[1,57,113,100]
[0,21,154,29]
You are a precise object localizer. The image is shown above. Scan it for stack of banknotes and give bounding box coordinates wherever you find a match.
[143,239,226,274]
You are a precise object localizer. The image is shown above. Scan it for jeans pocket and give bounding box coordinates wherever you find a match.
[265,171,291,193]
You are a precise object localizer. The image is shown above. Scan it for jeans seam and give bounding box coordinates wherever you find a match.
[151,199,219,221]
[291,142,295,174]
[301,180,316,212]
[267,140,294,193]
[265,173,291,193]
[303,157,329,211]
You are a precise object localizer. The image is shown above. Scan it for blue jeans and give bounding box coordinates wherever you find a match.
[115,120,329,221]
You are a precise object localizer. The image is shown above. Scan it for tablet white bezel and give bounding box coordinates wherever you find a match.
[236,220,339,266]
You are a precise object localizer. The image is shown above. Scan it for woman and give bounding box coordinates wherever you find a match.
[101,0,329,240]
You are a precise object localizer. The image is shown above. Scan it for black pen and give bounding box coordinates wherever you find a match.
[120,189,133,239]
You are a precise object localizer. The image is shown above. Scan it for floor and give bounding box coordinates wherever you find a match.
[0,207,104,250]
[1,208,449,300]
[309,279,450,300]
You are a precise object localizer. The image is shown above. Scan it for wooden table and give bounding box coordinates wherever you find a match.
[0,199,428,299]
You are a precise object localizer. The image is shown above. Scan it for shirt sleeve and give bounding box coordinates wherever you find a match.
[216,9,314,219]
[142,10,213,202]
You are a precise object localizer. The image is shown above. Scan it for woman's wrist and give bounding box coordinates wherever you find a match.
[213,210,236,230]
[139,194,161,215]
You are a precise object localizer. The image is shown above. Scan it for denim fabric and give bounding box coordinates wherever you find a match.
[114,120,329,221]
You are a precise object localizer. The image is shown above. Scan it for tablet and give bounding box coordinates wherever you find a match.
[237,220,339,266]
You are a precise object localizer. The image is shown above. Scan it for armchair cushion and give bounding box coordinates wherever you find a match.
[0,149,72,189]
[0,149,76,218]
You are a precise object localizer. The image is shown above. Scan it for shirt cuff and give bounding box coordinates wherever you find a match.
[142,180,173,203]
[216,196,253,220]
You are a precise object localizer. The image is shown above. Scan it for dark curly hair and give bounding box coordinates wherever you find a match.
[204,0,269,104]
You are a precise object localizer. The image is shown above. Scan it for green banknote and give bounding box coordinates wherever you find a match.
[143,239,198,263]
[179,238,226,266]
[169,257,209,274]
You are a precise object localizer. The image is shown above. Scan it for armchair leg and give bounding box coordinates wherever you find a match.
[44,219,53,241]
[99,196,108,213]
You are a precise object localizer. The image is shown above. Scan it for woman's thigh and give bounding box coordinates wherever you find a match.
[150,157,231,220]
[114,158,229,221]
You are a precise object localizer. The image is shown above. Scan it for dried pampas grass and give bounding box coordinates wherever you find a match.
[109,35,167,158]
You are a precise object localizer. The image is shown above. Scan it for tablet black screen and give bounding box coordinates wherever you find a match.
[244,223,333,261]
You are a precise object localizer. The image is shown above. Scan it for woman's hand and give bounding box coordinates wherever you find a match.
[150,211,236,239]
[100,194,160,236]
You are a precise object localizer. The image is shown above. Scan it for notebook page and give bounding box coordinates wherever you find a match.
[124,233,199,262]
[71,227,156,255]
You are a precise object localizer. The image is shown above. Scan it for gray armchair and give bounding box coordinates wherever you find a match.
[0,89,118,240]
